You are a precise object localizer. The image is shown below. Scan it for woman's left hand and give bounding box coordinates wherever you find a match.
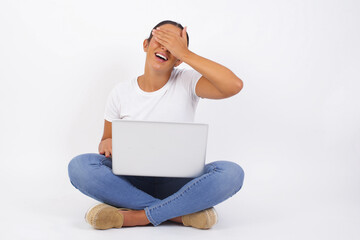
[152,26,189,61]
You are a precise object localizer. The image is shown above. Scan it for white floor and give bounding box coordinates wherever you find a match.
[2,158,360,240]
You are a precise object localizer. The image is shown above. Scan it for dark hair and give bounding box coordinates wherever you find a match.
[147,20,189,47]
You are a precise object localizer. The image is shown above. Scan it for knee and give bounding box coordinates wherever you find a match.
[68,153,89,179]
[68,153,103,188]
[210,161,245,194]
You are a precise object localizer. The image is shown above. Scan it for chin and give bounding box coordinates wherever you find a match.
[151,63,172,72]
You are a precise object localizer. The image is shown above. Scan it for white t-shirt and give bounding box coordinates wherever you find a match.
[104,68,203,123]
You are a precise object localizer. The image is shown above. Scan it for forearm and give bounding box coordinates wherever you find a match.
[182,50,243,94]
[101,120,112,141]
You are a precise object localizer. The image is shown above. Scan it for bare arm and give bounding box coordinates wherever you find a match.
[101,120,112,140]
[99,120,112,157]
[183,51,243,99]
[152,27,243,99]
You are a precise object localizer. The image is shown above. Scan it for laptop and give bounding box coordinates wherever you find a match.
[112,119,208,178]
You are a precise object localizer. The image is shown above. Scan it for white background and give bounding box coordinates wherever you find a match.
[0,0,359,239]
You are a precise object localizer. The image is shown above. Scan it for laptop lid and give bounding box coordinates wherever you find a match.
[112,120,208,178]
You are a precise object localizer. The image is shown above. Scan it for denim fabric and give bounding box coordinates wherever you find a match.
[68,153,244,226]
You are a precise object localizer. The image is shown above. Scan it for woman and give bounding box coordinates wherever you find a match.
[68,20,244,230]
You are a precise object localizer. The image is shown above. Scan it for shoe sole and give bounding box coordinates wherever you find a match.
[182,207,218,229]
[85,204,133,223]
[204,207,218,229]
[85,203,110,225]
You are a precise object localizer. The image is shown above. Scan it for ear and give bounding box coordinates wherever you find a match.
[143,39,149,52]
[174,59,183,67]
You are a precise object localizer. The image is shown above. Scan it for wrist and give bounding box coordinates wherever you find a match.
[180,50,194,63]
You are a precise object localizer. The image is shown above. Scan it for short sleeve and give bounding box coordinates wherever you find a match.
[104,85,121,122]
[178,68,203,101]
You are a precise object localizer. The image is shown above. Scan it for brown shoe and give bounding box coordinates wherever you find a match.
[182,207,218,229]
[85,203,124,230]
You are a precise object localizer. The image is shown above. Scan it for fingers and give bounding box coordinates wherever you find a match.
[99,145,105,155]
[153,28,177,40]
[154,35,168,46]
[182,26,187,39]
[152,29,171,43]
[99,138,112,157]
[152,28,181,51]
[153,27,175,35]
[99,146,112,158]
[153,27,187,48]
[182,26,188,46]
[104,149,111,157]
[154,26,187,39]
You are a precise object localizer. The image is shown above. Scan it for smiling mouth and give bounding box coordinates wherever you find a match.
[155,53,168,62]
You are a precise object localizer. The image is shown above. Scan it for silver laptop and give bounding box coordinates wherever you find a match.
[112,119,208,178]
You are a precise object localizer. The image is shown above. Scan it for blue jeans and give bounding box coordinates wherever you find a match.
[68,153,244,226]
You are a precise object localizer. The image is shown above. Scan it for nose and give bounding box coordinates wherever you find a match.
[160,45,170,53]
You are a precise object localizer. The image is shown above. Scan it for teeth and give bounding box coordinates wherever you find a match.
[155,53,168,61]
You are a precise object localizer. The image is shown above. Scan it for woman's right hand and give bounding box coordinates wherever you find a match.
[99,138,112,157]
